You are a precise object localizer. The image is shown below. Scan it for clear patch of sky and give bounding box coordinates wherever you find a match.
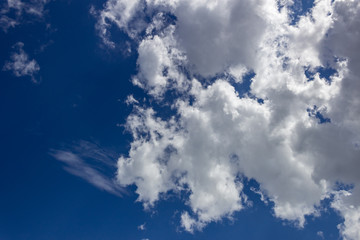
[288,0,315,25]
[305,66,338,84]
[307,105,331,124]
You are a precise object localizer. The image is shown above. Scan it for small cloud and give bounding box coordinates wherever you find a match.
[317,231,324,239]
[125,95,139,105]
[138,223,146,231]
[0,15,18,32]
[250,187,268,205]
[3,42,40,83]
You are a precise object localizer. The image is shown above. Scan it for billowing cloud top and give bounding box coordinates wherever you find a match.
[95,0,360,239]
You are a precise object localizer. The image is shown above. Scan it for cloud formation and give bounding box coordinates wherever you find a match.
[0,0,49,32]
[51,140,125,197]
[96,0,360,238]
[3,42,40,83]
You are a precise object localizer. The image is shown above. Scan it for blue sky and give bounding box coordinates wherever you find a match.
[1,0,360,239]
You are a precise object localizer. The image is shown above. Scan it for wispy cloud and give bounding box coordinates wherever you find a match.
[0,0,49,32]
[51,140,126,197]
[3,42,40,83]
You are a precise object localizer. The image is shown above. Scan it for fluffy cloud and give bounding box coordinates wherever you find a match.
[96,0,360,238]
[92,0,144,48]
[3,42,40,83]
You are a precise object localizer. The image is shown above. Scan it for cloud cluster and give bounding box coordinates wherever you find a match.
[96,0,360,238]
[0,0,49,32]
[3,42,40,83]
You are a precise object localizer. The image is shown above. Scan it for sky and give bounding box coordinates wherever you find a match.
[0,0,360,239]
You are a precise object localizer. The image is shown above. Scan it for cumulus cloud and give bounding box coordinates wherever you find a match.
[95,0,360,238]
[51,140,125,197]
[0,0,49,32]
[91,0,145,48]
[3,42,40,83]
[332,190,360,240]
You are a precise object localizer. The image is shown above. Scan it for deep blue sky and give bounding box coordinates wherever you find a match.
[0,0,344,239]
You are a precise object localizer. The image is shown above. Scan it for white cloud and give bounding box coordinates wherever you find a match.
[138,223,146,230]
[96,0,360,238]
[0,0,49,32]
[0,15,18,31]
[3,42,40,83]
[92,0,144,48]
[317,230,324,239]
[132,24,188,97]
[173,0,270,76]
[332,190,360,240]
[51,141,125,197]
[120,79,325,230]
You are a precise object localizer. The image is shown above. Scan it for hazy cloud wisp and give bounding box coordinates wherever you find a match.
[51,141,126,197]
